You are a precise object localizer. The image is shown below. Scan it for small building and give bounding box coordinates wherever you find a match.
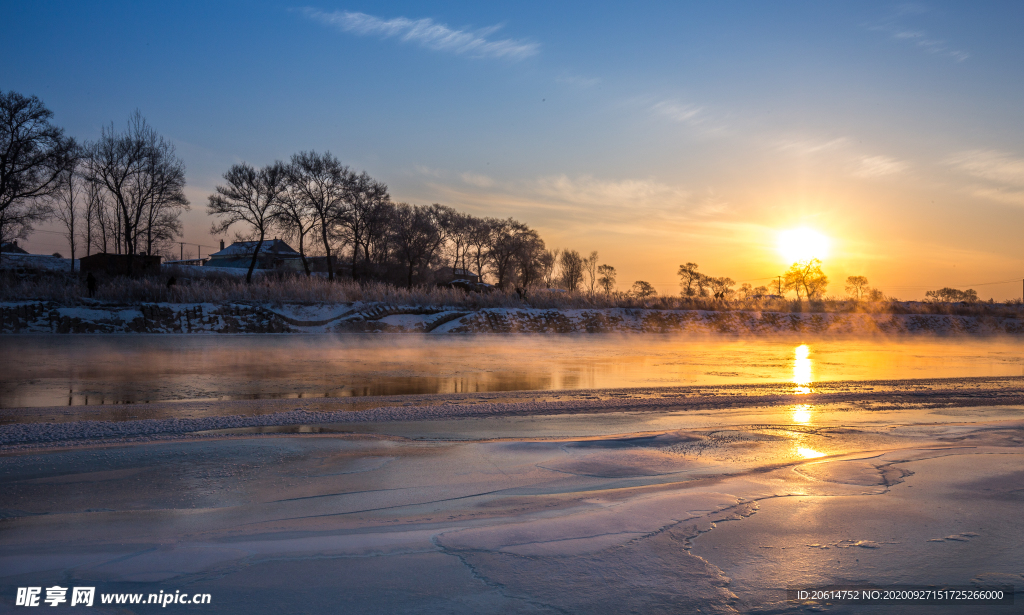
[437,266,481,284]
[0,241,29,254]
[205,239,302,270]
[79,253,161,277]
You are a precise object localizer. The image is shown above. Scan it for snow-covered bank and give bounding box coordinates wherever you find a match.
[3,301,1024,335]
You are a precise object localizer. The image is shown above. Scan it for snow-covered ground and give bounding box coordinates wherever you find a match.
[0,252,78,272]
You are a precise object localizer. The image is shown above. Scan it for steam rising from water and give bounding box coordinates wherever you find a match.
[2,334,1024,408]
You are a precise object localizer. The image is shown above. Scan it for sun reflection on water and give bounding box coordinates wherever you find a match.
[793,344,812,393]
[792,404,813,424]
[797,447,826,459]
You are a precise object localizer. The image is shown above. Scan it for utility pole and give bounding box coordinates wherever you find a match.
[777,276,782,296]
[179,242,183,261]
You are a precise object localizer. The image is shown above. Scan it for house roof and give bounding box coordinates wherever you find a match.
[209,239,300,258]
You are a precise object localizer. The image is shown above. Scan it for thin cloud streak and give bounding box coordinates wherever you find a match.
[949,149,1024,187]
[949,149,1024,206]
[652,100,703,125]
[868,7,969,62]
[301,9,540,60]
[853,155,909,178]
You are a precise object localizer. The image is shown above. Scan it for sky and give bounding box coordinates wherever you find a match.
[4,1,1024,299]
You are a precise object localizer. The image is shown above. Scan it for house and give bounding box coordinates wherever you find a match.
[437,266,481,284]
[0,241,29,254]
[79,253,161,277]
[205,239,302,270]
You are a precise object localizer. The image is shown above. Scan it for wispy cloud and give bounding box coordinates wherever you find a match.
[868,7,969,62]
[652,100,703,125]
[853,155,909,178]
[949,149,1024,186]
[460,172,494,188]
[300,9,539,60]
[949,149,1024,205]
[775,137,849,155]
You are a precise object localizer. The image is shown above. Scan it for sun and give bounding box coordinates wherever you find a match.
[777,228,830,264]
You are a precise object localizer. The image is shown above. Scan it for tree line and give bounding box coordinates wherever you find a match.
[1,92,189,269]
[208,152,559,286]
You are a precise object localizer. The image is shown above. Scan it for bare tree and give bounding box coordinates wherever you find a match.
[390,203,443,287]
[82,112,187,263]
[583,251,599,294]
[677,262,701,297]
[559,249,584,292]
[0,91,77,261]
[141,144,189,256]
[708,276,735,300]
[925,287,977,303]
[631,280,657,299]
[513,229,546,289]
[85,179,115,255]
[441,209,474,272]
[784,259,828,299]
[541,248,561,288]
[845,275,869,300]
[208,161,289,283]
[51,162,82,271]
[338,171,390,280]
[287,151,351,281]
[488,218,536,288]
[466,217,493,282]
[273,183,317,276]
[597,264,616,294]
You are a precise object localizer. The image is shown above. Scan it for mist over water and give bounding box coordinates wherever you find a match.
[2,334,1023,409]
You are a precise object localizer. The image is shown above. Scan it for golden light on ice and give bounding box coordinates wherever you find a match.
[792,404,813,425]
[778,228,830,263]
[793,344,812,394]
[797,447,826,459]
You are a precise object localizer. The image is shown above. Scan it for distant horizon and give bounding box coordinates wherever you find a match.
[5,1,1023,300]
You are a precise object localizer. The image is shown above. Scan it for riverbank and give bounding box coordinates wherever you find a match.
[3,300,1024,334]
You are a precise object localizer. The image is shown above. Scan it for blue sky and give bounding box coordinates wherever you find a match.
[5,1,1024,297]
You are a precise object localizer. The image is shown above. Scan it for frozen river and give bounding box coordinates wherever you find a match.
[3,334,1024,613]
[2,334,1024,409]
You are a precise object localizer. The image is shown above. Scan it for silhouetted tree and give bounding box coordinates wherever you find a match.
[50,159,83,271]
[513,229,546,288]
[83,112,187,260]
[559,249,584,292]
[925,287,978,303]
[339,171,390,280]
[0,91,77,260]
[631,280,657,299]
[274,181,317,276]
[677,262,701,297]
[583,251,599,294]
[208,161,289,283]
[489,219,537,288]
[466,217,493,282]
[597,264,617,294]
[784,259,828,299]
[287,151,350,281]
[390,202,443,287]
[708,276,735,300]
[845,275,869,300]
